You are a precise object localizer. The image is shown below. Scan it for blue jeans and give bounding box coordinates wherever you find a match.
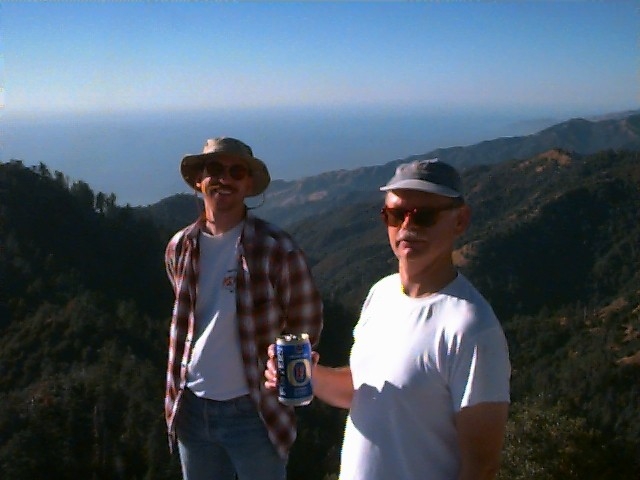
[176,388,286,480]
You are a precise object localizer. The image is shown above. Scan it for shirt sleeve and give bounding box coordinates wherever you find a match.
[165,230,183,295]
[276,248,324,347]
[449,326,511,411]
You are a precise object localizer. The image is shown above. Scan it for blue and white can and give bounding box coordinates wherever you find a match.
[276,333,313,406]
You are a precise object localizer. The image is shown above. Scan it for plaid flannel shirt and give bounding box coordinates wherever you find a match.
[164,214,323,459]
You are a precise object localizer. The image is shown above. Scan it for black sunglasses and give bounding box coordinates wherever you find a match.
[380,202,462,228]
[203,161,250,181]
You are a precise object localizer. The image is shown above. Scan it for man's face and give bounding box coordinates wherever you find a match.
[197,154,254,214]
[383,189,469,270]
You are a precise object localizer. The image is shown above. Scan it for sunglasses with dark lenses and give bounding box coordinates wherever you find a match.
[203,161,250,181]
[380,202,462,228]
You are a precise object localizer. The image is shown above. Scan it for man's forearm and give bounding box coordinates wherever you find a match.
[456,402,508,480]
[313,365,354,409]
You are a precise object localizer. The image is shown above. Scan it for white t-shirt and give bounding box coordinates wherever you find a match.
[186,222,250,400]
[339,273,511,480]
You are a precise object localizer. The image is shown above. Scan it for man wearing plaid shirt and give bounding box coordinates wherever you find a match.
[165,137,323,480]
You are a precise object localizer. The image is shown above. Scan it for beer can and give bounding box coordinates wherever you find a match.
[276,333,313,406]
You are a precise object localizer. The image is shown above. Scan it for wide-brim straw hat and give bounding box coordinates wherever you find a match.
[180,137,271,197]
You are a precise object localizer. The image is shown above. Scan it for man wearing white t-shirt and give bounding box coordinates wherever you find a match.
[266,158,510,479]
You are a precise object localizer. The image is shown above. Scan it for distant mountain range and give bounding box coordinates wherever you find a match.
[144,110,640,230]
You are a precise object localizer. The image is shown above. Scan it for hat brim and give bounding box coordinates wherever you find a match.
[180,151,271,197]
[380,179,461,198]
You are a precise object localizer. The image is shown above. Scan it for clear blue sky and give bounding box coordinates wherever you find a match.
[1,1,638,117]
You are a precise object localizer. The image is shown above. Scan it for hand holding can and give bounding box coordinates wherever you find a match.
[275,333,313,406]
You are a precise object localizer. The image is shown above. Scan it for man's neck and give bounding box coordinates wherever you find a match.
[399,261,457,298]
[204,209,246,235]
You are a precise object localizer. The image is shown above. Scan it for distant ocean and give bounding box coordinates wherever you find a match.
[1,106,563,206]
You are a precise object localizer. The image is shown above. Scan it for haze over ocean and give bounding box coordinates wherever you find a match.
[1,2,636,205]
[3,106,589,206]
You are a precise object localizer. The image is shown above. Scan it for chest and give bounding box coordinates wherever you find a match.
[350,299,445,393]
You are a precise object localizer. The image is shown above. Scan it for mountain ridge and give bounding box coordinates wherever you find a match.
[143,110,640,230]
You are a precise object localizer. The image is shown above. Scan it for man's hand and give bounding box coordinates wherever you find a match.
[264,343,319,390]
[264,343,278,389]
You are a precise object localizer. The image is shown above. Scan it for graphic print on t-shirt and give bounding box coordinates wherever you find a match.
[223,269,236,292]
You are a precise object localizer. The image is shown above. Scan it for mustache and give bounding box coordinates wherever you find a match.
[396,231,422,242]
[207,183,237,194]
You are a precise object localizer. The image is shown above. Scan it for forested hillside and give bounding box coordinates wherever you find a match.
[0,161,179,478]
[1,150,639,479]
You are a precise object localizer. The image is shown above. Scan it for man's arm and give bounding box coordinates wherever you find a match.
[165,230,186,294]
[312,365,354,409]
[455,401,509,480]
[165,249,180,296]
[278,249,324,346]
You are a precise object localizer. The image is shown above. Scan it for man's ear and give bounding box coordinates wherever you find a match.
[454,204,471,235]
[194,173,204,190]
